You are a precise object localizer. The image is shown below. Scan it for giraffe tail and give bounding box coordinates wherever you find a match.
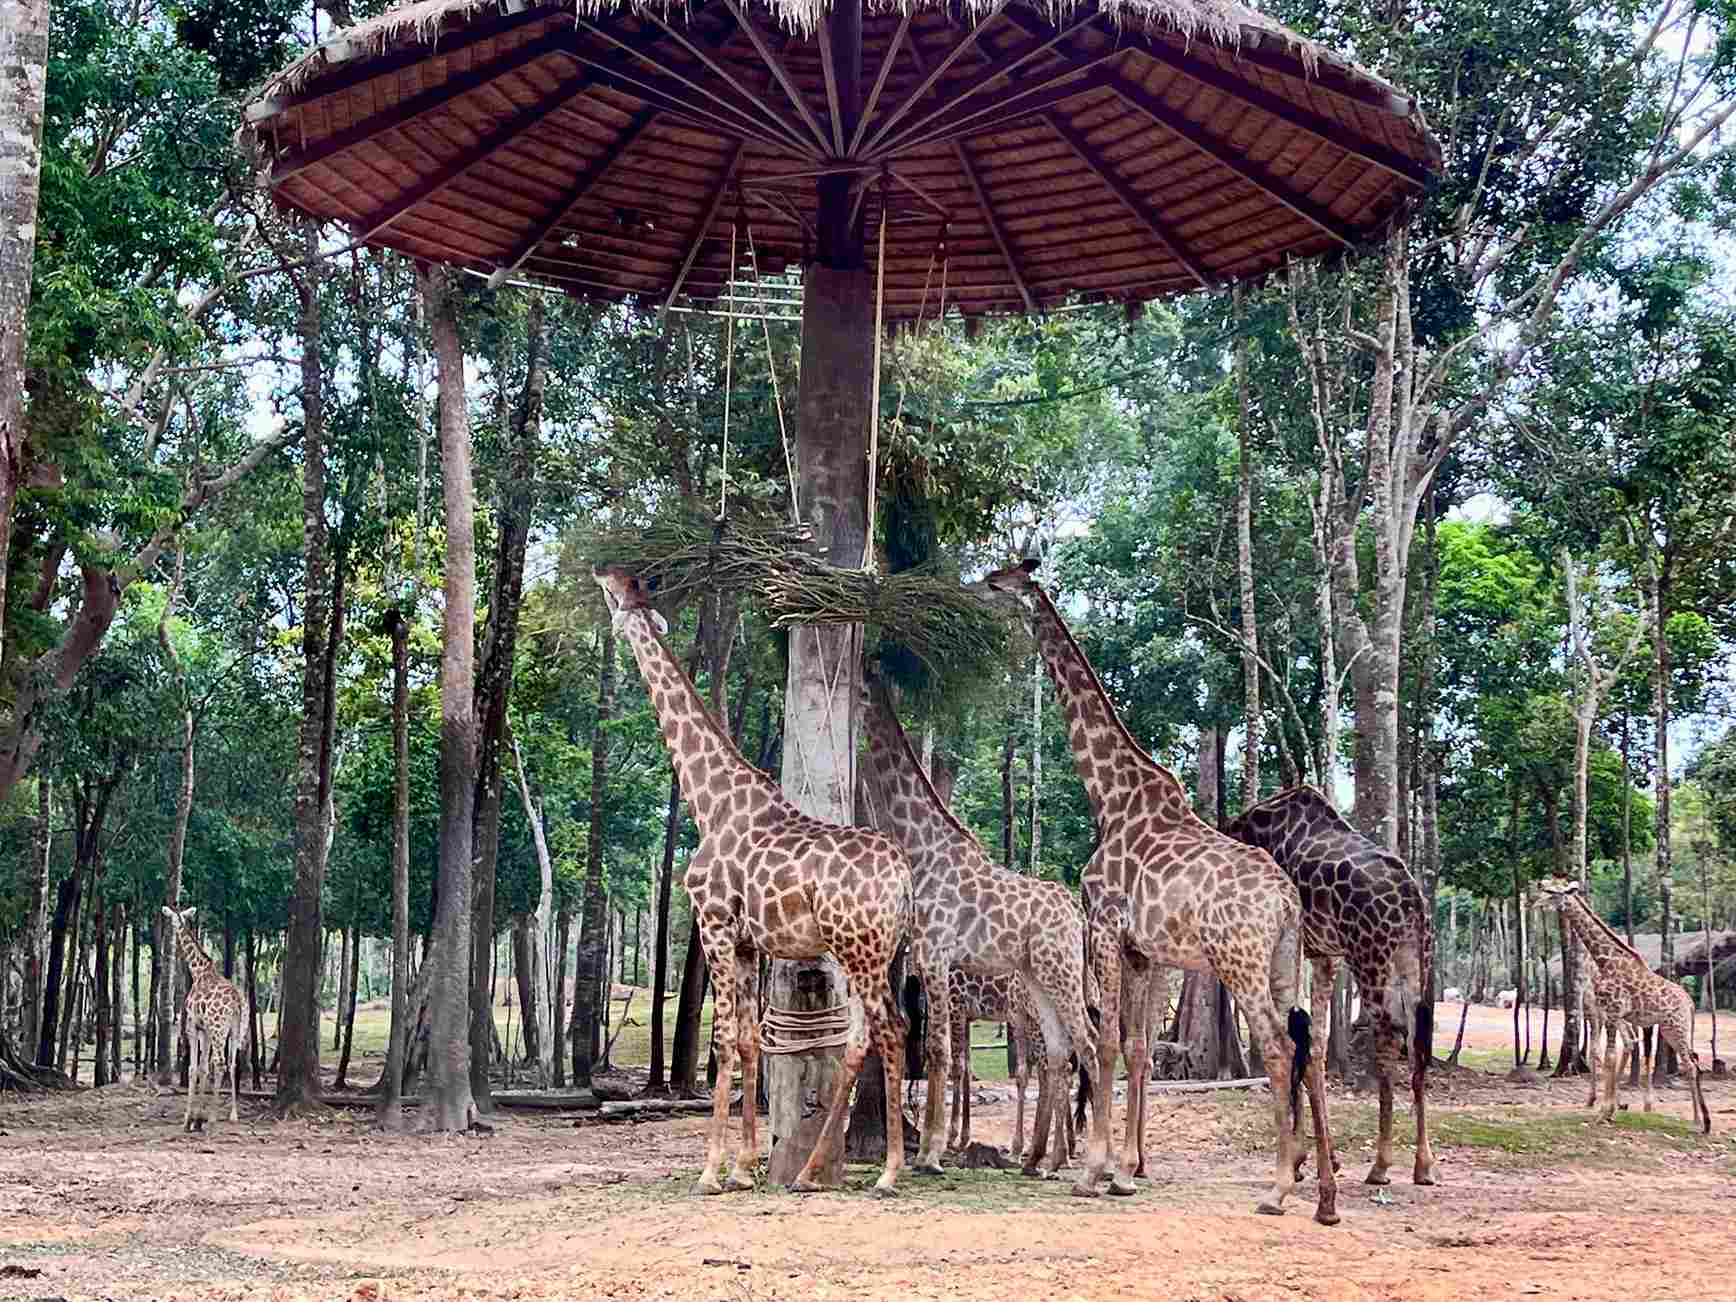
[1287,1007,1311,1120]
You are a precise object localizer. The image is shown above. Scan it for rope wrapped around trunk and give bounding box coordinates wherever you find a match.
[760,1003,853,1054]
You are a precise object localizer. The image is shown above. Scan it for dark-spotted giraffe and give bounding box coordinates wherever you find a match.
[1537,876,1711,1132]
[161,906,248,1131]
[858,668,1096,1176]
[593,566,915,1196]
[1223,785,1438,1186]
[983,559,1337,1224]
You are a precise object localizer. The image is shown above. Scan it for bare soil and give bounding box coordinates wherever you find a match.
[3,1005,1733,1302]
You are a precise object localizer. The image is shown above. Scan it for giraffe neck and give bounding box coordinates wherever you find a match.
[1025,583,1190,825]
[861,687,978,868]
[615,609,781,838]
[1563,895,1645,971]
[174,926,216,982]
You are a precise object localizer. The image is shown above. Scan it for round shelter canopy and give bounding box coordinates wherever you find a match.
[243,0,1440,319]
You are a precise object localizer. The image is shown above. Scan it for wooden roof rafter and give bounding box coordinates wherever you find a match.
[866,4,1108,159]
[641,12,825,156]
[847,14,910,157]
[1043,112,1213,290]
[722,0,837,157]
[573,19,818,158]
[858,0,1012,157]
[951,137,1035,313]
[872,51,1120,158]
[349,68,599,246]
[486,106,661,288]
[661,138,748,318]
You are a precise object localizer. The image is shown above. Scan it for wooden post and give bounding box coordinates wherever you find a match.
[768,4,870,1190]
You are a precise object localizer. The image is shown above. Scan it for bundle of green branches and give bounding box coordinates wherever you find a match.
[580,508,1022,696]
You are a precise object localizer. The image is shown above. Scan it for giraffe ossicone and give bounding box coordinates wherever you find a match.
[592,564,915,1196]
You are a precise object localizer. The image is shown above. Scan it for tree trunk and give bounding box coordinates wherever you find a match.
[1001,698,1018,869]
[333,926,351,1052]
[1651,562,1677,1080]
[512,916,539,1067]
[510,736,555,1084]
[245,930,261,1090]
[1621,714,1635,946]
[155,556,195,1084]
[21,768,50,1056]
[334,914,362,1089]
[0,0,51,671]
[93,886,109,1086]
[649,769,682,1092]
[377,608,412,1124]
[571,623,617,1087]
[130,906,142,1077]
[1234,284,1261,810]
[276,221,335,1115]
[39,866,77,1067]
[422,262,479,1132]
[1025,658,1043,875]
[552,907,572,1087]
[670,919,708,1096]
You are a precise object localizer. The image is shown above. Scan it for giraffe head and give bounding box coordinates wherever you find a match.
[1534,876,1579,913]
[591,565,668,636]
[161,905,197,931]
[981,556,1041,597]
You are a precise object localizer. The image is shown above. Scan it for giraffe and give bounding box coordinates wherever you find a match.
[1223,785,1438,1186]
[1565,928,1638,1111]
[945,967,1082,1167]
[592,566,914,1195]
[160,906,248,1131]
[858,668,1098,1176]
[1536,876,1711,1132]
[983,559,1337,1223]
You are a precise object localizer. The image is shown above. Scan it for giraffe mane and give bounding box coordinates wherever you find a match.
[1248,785,1352,831]
[1026,582,1187,800]
[868,682,989,860]
[630,608,783,798]
[1568,890,1651,967]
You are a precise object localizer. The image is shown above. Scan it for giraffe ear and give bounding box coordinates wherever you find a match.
[648,610,669,636]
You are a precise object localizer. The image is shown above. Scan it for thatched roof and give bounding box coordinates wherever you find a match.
[240,1,1438,319]
[1545,930,1736,982]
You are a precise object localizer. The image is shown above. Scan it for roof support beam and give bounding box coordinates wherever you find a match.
[846,14,909,157]
[270,31,572,182]
[641,14,824,158]
[487,108,660,287]
[1107,20,1434,187]
[1105,73,1359,250]
[662,139,746,320]
[874,55,1120,158]
[352,71,595,245]
[1044,113,1214,290]
[869,5,1106,159]
[858,1,1010,157]
[577,20,816,158]
[951,138,1035,314]
[722,0,836,156]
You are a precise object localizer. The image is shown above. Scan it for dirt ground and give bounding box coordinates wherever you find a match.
[3,1003,1734,1302]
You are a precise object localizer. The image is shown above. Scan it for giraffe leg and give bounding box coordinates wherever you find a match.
[1295,957,1340,1178]
[793,984,873,1193]
[913,955,951,1174]
[1248,998,1301,1217]
[726,949,761,1192]
[693,934,737,1196]
[1022,1002,1059,1178]
[1364,1012,1400,1185]
[1601,1019,1621,1123]
[869,980,907,1196]
[1074,925,1120,1198]
[1010,1021,1028,1161]
[1131,982,1152,1179]
[1109,963,1150,1197]
[1661,1019,1712,1134]
[182,1025,196,1132]
[1304,1038,1340,1225]
[1585,1011,1602,1110]
[947,1002,966,1152]
[1640,1025,1655,1115]
[227,1024,241,1125]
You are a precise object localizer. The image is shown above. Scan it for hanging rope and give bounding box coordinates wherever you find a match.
[862,169,889,574]
[760,1002,853,1054]
[891,222,949,434]
[717,202,741,522]
[743,216,799,526]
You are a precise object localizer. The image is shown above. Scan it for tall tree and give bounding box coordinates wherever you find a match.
[571,624,616,1086]
[422,263,479,1132]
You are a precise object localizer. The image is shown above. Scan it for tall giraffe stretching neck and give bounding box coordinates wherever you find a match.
[608,592,781,839]
[1020,575,1191,825]
[860,676,972,865]
[1557,888,1646,968]
[170,914,217,979]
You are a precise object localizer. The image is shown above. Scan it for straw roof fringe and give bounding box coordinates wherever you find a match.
[252,0,1324,108]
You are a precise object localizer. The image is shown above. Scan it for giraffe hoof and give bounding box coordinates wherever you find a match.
[1413,1167,1437,1187]
[1314,1205,1342,1227]
[1108,1176,1138,1197]
[1255,1199,1286,1217]
[870,1183,898,1200]
[1362,1170,1391,1186]
[694,1176,726,1196]
[725,1172,756,1193]
[789,1179,834,1195]
[1069,1181,1101,1199]
[912,1161,946,1177]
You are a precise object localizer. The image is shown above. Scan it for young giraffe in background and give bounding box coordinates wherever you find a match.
[1224,785,1438,1186]
[593,566,915,1196]
[858,667,1098,1176]
[947,968,1083,1167]
[1537,876,1711,1132]
[983,559,1336,1223]
[161,907,248,1131]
